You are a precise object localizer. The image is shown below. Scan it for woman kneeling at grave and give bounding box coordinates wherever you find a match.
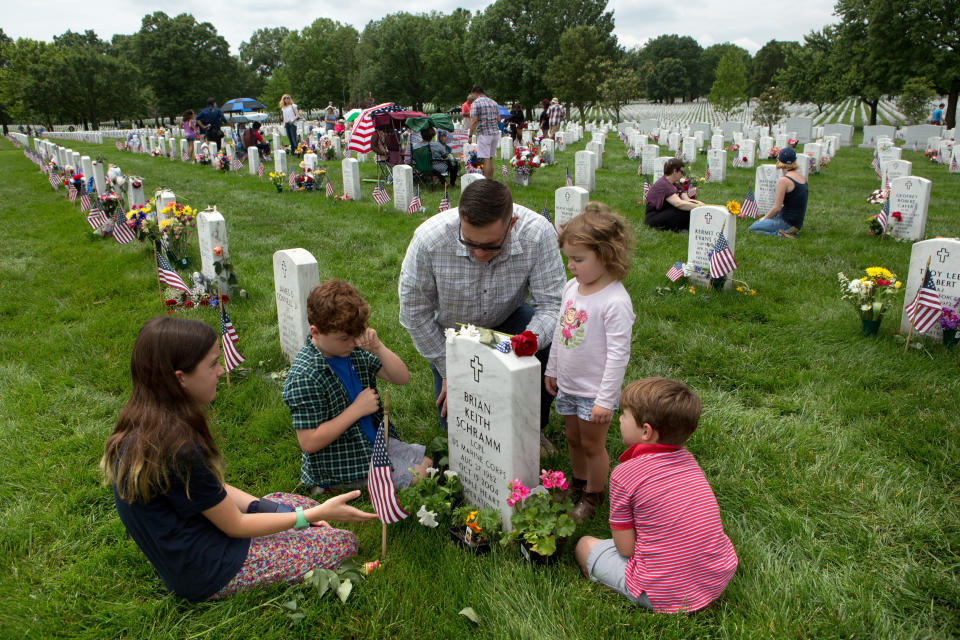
[644,158,705,232]
[749,147,808,239]
[101,317,377,602]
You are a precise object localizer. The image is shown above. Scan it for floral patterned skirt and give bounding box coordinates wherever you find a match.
[209,492,358,599]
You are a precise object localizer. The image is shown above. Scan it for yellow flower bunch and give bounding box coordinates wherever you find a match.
[865,267,894,280]
[726,201,741,214]
[159,218,173,230]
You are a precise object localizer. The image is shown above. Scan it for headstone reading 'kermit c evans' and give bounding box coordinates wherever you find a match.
[446,328,540,532]
[273,248,321,363]
[687,207,737,290]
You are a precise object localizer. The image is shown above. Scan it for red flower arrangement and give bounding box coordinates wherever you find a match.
[510,330,538,356]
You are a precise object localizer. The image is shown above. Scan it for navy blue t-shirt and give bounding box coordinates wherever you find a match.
[113,448,249,602]
[326,356,377,444]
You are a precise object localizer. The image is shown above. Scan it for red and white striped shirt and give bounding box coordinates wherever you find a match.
[609,443,738,613]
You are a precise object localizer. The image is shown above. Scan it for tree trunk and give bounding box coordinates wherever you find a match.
[866,99,879,125]
[946,79,958,129]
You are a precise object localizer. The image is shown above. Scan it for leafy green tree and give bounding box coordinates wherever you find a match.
[638,35,703,100]
[750,40,790,97]
[418,9,472,109]
[754,86,786,129]
[643,57,686,103]
[832,3,898,125]
[896,77,936,124]
[258,69,292,112]
[466,0,617,107]
[240,27,290,78]
[545,25,607,123]
[283,18,359,110]
[357,13,430,109]
[776,29,849,115]
[708,50,748,119]
[700,43,750,102]
[598,59,639,123]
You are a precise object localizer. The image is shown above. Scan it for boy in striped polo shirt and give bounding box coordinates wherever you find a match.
[575,378,738,613]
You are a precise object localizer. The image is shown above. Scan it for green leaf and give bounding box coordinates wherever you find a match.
[285,612,305,623]
[458,607,481,624]
[314,572,330,597]
[336,578,353,603]
[282,598,298,611]
[532,535,556,557]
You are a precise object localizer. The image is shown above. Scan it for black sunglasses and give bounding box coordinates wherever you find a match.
[458,218,513,252]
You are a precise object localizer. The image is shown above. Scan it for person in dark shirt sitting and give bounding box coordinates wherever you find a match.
[243,121,272,159]
[748,147,808,239]
[101,317,376,602]
[644,158,704,232]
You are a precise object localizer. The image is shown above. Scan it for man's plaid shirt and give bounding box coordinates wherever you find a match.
[398,205,565,378]
[548,103,565,126]
[470,95,501,136]
[282,340,385,487]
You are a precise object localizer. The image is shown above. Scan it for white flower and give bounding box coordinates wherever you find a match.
[848,280,861,294]
[416,505,438,528]
[425,467,439,478]
[444,327,456,343]
[682,263,694,277]
[444,470,458,479]
[861,304,871,311]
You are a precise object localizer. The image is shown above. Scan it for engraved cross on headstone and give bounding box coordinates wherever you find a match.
[704,211,713,224]
[470,355,483,383]
[937,248,951,263]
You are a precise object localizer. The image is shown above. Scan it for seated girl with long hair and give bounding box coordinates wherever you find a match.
[101,317,377,602]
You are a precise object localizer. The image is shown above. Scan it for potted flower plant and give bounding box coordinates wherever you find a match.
[837,267,903,335]
[503,470,575,563]
[509,146,542,186]
[269,171,285,193]
[941,307,959,347]
[397,468,462,531]
[449,505,502,555]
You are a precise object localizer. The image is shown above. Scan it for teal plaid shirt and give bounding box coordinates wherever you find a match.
[282,339,386,487]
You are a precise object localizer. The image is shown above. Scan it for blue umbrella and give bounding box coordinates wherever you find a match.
[498,105,511,119]
[221,97,267,113]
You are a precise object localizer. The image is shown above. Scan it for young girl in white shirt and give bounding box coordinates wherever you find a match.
[545,203,635,523]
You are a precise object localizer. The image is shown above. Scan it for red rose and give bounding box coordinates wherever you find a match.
[165,299,177,307]
[220,295,229,303]
[892,211,902,221]
[876,278,890,287]
[183,300,195,308]
[510,330,538,357]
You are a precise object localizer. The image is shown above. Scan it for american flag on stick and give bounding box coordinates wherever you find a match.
[49,173,62,190]
[732,154,743,168]
[231,155,242,171]
[86,207,108,230]
[874,198,890,233]
[708,229,737,279]
[566,168,573,187]
[325,176,335,197]
[289,171,297,188]
[80,191,91,212]
[407,187,422,213]
[705,165,711,181]
[904,266,942,334]
[115,140,123,151]
[181,151,189,162]
[674,148,682,159]
[666,260,684,282]
[373,181,391,205]
[367,418,407,525]
[437,187,450,212]
[741,188,759,218]
[951,156,959,173]
[220,305,245,372]
[627,147,635,160]
[642,176,650,202]
[871,148,881,178]
[637,160,643,177]
[257,163,264,178]
[156,249,191,292]
[68,185,77,202]
[502,161,509,178]
[539,200,552,224]
[113,210,135,244]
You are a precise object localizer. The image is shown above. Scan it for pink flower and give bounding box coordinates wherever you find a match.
[506,492,520,507]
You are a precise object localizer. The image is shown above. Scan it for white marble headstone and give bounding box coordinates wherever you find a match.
[861,125,896,148]
[754,165,780,216]
[740,139,757,169]
[393,164,413,211]
[575,150,595,191]
[687,207,737,288]
[883,159,911,185]
[899,239,960,340]
[126,177,145,208]
[460,173,484,193]
[707,149,726,182]
[652,156,670,182]
[554,186,589,231]
[274,149,288,175]
[303,152,318,171]
[273,248,321,363]
[641,144,658,175]
[682,137,697,163]
[887,176,931,241]
[197,208,230,293]
[668,132,681,152]
[180,139,189,161]
[711,134,724,150]
[92,162,106,196]
[447,330,540,532]
[586,141,602,169]
[500,137,514,161]
[80,156,93,182]
[248,148,260,176]
[342,157,361,201]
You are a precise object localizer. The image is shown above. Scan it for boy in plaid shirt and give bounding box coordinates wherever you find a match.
[282,280,431,493]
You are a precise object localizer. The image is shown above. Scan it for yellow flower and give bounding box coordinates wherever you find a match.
[159,218,173,230]
[726,200,741,214]
[894,281,902,289]
[736,286,744,292]
[865,267,893,280]
[688,286,696,294]
[750,289,756,295]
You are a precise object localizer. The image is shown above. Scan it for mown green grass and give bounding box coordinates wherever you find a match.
[0,129,958,639]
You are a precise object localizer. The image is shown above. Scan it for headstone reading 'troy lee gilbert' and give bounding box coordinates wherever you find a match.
[446,329,540,532]
[899,239,960,341]
[273,248,321,363]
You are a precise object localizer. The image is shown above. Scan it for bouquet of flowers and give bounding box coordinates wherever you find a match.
[504,470,575,559]
[125,201,159,242]
[159,202,197,262]
[726,200,741,215]
[70,173,85,193]
[451,504,502,550]
[215,152,230,171]
[466,150,483,174]
[867,210,901,235]
[787,138,798,147]
[866,189,887,205]
[942,307,959,331]
[510,146,542,183]
[726,143,740,154]
[837,267,902,321]
[295,142,316,155]
[269,171,285,192]
[397,468,462,530]
[678,176,698,198]
[768,146,781,159]
[97,191,123,219]
[319,137,337,160]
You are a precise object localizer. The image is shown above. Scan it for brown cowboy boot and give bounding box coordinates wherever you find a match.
[570,490,605,524]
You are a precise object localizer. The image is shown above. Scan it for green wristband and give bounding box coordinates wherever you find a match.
[294,506,309,530]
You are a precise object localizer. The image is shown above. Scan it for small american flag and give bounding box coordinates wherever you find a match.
[732,154,743,168]
[68,185,77,202]
[115,140,123,151]
[627,147,635,160]
[257,163,264,178]
[437,187,450,212]
[231,155,242,171]
[904,268,942,334]
[112,210,135,244]
[289,171,297,188]
[156,249,191,292]
[666,260,684,282]
[502,161,509,178]
[325,177,335,197]
[539,201,551,224]
[367,420,407,524]
[220,305,245,372]
[49,173,62,190]
[951,156,959,173]
[871,149,881,178]
[741,188,759,218]
[708,230,737,278]
[373,181,391,205]
[86,207,108,230]
[566,168,572,186]
[407,187,422,213]
[642,177,650,202]
[637,161,643,177]
[875,199,890,233]
[80,192,91,212]
[674,148,682,159]
[705,165,711,181]
[181,151,189,162]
